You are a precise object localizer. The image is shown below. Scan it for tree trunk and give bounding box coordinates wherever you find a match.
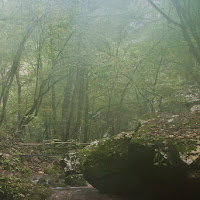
[51,84,56,138]
[83,72,89,143]
[16,69,22,124]
[65,67,80,141]
[73,67,85,140]
[61,68,74,140]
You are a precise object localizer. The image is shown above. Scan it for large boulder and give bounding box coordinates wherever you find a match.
[79,114,200,199]
[79,133,133,195]
[128,142,189,199]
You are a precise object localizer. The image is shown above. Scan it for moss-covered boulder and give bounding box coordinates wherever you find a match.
[79,132,133,195]
[79,113,200,199]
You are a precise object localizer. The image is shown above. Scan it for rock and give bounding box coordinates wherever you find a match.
[191,104,200,113]
[61,150,88,188]
[48,177,59,187]
[190,156,200,169]
[79,132,133,195]
[37,177,48,186]
[127,142,189,199]
[60,151,80,176]
[80,131,200,199]
[65,174,87,187]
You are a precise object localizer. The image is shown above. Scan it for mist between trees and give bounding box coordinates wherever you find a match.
[0,0,199,142]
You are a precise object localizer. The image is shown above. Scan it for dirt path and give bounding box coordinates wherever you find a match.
[47,187,126,200]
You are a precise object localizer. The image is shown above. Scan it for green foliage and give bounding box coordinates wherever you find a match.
[0,0,199,143]
[153,152,168,167]
[44,168,57,175]
[0,144,54,200]
[0,175,52,200]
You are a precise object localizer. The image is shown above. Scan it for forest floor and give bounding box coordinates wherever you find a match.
[0,141,62,199]
[0,111,200,199]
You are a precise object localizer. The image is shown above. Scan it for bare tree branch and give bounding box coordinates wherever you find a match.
[148,0,181,28]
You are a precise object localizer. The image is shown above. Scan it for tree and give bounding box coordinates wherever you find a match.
[148,0,200,67]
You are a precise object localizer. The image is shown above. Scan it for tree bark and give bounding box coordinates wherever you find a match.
[61,68,74,140]
[83,72,89,143]
[15,69,22,123]
[73,67,85,140]
[65,67,80,141]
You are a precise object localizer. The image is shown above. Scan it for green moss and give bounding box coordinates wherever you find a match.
[65,174,87,187]
[56,183,66,187]
[44,168,55,175]
[175,143,197,154]
[79,132,133,172]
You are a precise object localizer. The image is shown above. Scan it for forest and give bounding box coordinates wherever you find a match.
[0,0,200,199]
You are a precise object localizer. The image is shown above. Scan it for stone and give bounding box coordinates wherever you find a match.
[79,132,133,195]
[60,151,80,175]
[65,174,87,187]
[80,132,200,199]
[191,104,200,113]
[37,177,48,185]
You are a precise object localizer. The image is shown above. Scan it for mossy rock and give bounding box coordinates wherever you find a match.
[37,177,48,186]
[65,174,87,187]
[79,132,133,171]
[80,129,200,199]
[79,132,133,195]
[48,177,59,187]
